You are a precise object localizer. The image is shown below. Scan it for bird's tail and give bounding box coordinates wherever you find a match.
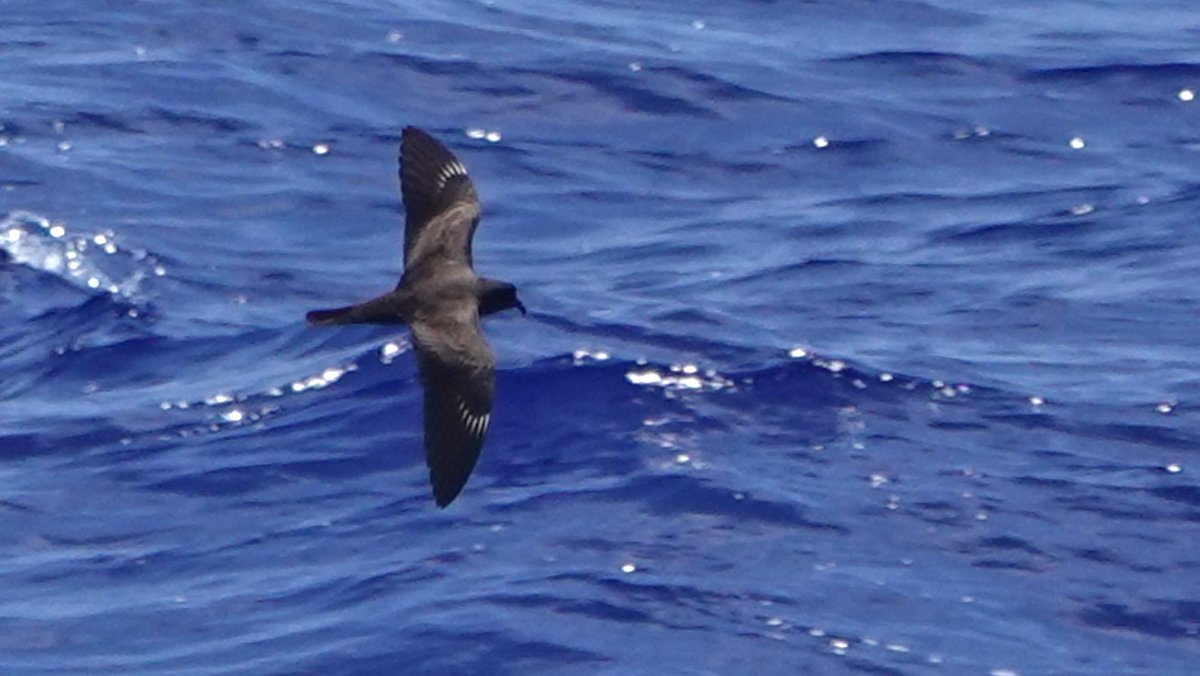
[306,292,409,326]
[306,305,365,325]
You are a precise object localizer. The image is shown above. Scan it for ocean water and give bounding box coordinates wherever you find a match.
[2,1,1199,673]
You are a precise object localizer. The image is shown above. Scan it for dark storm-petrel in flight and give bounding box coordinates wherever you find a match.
[306,126,524,507]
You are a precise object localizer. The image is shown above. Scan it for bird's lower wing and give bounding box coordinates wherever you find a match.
[411,320,496,507]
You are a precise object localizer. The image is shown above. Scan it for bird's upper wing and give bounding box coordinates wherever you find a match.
[410,312,496,507]
[400,126,482,268]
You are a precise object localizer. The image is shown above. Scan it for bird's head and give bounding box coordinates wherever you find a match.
[477,278,526,317]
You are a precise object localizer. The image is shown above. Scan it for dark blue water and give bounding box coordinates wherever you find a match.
[3,1,1199,674]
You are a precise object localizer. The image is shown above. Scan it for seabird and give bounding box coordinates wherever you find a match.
[306,126,524,507]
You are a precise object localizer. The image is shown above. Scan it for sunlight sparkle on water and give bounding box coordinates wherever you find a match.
[626,364,732,391]
[573,349,611,364]
[466,128,503,143]
[380,340,408,364]
[818,359,846,373]
[627,370,662,385]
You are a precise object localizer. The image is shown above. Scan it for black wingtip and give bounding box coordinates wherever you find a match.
[401,126,457,167]
[401,127,468,179]
[402,125,433,142]
[428,452,478,508]
[432,482,464,508]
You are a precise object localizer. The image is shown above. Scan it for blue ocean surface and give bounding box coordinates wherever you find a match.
[2,1,1199,673]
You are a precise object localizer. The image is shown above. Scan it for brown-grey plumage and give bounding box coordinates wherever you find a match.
[306,126,524,507]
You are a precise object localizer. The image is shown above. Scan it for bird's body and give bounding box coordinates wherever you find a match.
[306,126,523,507]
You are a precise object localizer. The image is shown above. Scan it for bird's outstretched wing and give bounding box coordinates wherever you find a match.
[400,126,481,268]
[410,315,495,507]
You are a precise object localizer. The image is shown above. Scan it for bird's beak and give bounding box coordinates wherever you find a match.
[516,300,527,316]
